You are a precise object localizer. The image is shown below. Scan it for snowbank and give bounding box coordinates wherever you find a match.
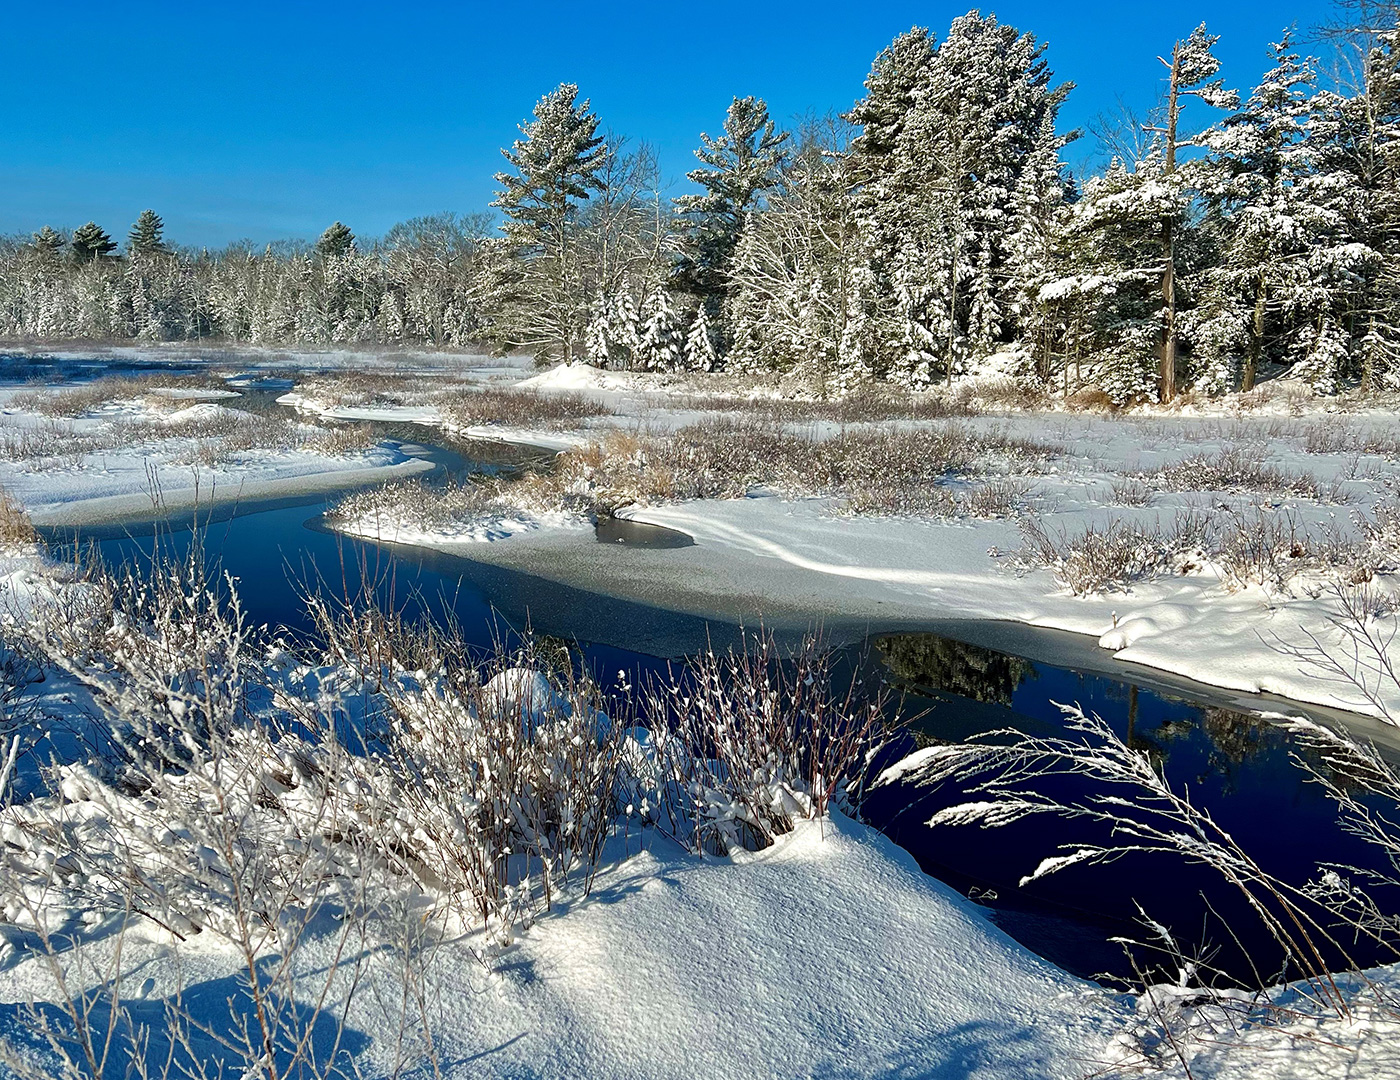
[515,362,646,393]
[625,494,1400,721]
[0,813,1124,1080]
[13,453,435,528]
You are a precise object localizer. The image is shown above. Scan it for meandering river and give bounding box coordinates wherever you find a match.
[27,377,1400,988]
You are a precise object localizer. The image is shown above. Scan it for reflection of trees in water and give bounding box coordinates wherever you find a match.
[876,634,1034,707]
[1145,706,1282,792]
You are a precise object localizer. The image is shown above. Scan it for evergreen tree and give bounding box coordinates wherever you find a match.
[71,222,117,264]
[315,221,355,258]
[639,289,684,371]
[1300,27,1400,391]
[1051,159,1186,404]
[683,304,718,371]
[848,14,1071,387]
[492,83,607,362]
[31,227,67,264]
[128,209,168,257]
[585,293,612,366]
[721,117,862,391]
[1146,24,1238,400]
[1193,34,1319,392]
[673,97,790,327]
[608,288,642,367]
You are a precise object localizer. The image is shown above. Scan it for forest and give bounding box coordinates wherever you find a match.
[3,6,1400,404]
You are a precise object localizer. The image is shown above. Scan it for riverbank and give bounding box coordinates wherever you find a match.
[320,362,1400,724]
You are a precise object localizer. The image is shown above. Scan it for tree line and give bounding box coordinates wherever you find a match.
[3,3,1400,402]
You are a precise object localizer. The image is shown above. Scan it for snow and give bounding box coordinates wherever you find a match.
[621,491,1400,720]
[0,812,1125,1080]
[334,395,1400,722]
[336,505,590,546]
[21,454,437,528]
[0,393,437,527]
[278,391,587,451]
[276,392,443,426]
[517,361,649,393]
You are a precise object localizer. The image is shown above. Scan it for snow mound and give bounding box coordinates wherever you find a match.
[516,363,636,393]
[425,812,1122,1079]
[335,507,590,546]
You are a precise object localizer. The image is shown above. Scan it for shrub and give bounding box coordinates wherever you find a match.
[0,489,35,548]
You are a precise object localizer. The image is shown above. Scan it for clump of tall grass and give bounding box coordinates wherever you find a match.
[666,383,977,422]
[1019,503,1400,595]
[0,488,36,548]
[1018,512,1213,595]
[440,386,612,429]
[552,418,1053,519]
[1148,446,1326,500]
[330,477,508,534]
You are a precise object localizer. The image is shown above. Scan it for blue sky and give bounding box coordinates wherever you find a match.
[0,1,1341,249]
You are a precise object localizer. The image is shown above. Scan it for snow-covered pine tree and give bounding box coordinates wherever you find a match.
[848,14,1071,388]
[585,293,611,366]
[315,221,355,258]
[71,222,117,264]
[492,83,607,363]
[721,115,861,391]
[608,288,642,368]
[30,226,66,264]
[673,96,790,334]
[1300,27,1400,392]
[128,209,168,257]
[1052,158,1185,404]
[1006,111,1077,388]
[639,289,684,371]
[1192,33,1319,393]
[683,304,718,371]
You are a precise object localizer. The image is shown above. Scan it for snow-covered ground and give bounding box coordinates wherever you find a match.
[277,390,594,451]
[3,353,1400,1079]
[0,813,1131,1080]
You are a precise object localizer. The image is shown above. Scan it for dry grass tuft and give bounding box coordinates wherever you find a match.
[0,488,35,547]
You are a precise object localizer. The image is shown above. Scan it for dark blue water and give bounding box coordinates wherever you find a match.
[859,637,1400,986]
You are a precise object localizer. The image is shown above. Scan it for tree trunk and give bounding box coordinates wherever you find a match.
[1159,48,1183,403]
[1244,275,1265,392]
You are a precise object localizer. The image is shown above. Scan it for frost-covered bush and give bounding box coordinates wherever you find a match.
[633,631,891,855]
[1018,512,1213,595]
[441,386,611,429]
[1149,446,1324,499]
[307,599,624,935]
[548,419,1052,519]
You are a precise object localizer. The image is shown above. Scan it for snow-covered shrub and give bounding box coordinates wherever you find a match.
[3,552,384,1080]
[635,631,891,855]
[439,386,611,430]
[306,599,624,938]
[1149,446,1324,499]
[547,419,1054,520]
[1018,512,1213,595]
